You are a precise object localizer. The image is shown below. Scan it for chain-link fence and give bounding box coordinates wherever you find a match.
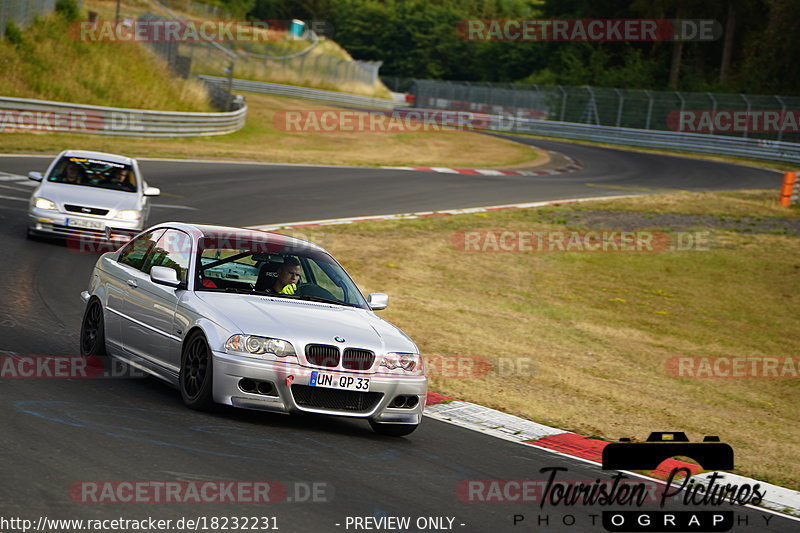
[137,12,242,110]
[145,0,385,98]
[0,0,57,37]
[157,0,233,19]
[408,79,800,143]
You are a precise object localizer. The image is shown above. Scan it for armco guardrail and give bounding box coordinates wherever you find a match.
[371,106,800,164]
[200,76,395,110]
[0,96,246,137]
[491,114,800,164]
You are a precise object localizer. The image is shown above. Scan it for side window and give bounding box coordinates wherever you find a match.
[142,230,192,283]
[118,230,164,271]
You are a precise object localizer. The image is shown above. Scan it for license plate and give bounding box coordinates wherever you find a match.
[310,371,370,391]
[66,217,105,230]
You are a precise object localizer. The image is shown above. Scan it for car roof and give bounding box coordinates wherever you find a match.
[60,150,135,166]
[149,222,324,251]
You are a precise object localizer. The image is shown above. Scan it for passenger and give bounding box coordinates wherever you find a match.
[270,257,301,295]
[62,163,84,184]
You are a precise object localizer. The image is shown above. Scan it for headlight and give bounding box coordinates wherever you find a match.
[117,209,141,221]
[379,352,424,375]
[225,334,297,359]
[34,197,57,210]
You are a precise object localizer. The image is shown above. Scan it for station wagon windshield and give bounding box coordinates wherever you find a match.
[47,156,137,192]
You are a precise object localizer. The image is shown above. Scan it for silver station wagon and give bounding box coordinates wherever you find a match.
[28,150,160,240]
[80,223,427,436]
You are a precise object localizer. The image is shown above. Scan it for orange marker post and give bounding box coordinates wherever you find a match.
[779,171,797,207]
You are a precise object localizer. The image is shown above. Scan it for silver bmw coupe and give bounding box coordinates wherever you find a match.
[80,223,427,436]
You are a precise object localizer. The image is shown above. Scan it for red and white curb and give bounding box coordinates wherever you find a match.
[425,393,800,519]
[246,195,637,231]
[381,152,584,176]
[249,195,800,520]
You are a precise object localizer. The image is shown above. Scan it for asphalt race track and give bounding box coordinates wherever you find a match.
[0,138,792,532]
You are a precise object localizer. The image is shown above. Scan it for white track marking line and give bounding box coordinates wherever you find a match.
[150,203,198,211]
[247,195,639,231]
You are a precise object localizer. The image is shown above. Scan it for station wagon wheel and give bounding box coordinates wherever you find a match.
[180,331,214,410]
[80,299,107,358]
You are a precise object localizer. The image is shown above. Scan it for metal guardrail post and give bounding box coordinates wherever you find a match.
[226,62,235,111]
[644,90,653,130]
[740,94,751,138]
[707,92,718,135]
[776,96,786,143]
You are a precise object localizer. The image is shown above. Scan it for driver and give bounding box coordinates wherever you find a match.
[109,168,134,191]
[269,257,301,295]
[62,163,84,184]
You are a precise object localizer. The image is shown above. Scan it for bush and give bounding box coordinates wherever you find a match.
[55,0,80,22]
[4,22,22,45]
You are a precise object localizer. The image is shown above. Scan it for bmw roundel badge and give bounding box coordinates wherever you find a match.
[334,336,345,343]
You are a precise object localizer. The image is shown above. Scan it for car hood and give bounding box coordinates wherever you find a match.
[39,182,141,211]
[195,292,417,354]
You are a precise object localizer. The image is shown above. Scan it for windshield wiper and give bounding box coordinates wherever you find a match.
[293,294,359,308]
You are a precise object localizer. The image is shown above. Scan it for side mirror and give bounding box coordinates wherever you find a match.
[367,292,388,311]
[150,266,181,288]
[144,186,160,197]
[28,171,43,182]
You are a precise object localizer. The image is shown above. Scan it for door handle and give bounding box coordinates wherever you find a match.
[126,279,138,288]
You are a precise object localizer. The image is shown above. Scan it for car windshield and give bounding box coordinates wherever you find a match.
[195,233,369,309]
[47,156,137,192]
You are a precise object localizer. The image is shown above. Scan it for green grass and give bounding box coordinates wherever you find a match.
[273,190,800,490]
[0,93,542,168]
[0,8,211,111]
[567,190,800,219]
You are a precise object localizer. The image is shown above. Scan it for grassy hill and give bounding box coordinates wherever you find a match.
[82,0,391,98]
[0,3,212,111]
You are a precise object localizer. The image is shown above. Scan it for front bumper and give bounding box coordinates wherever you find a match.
[28,208,140,243]
[212,350,427,424]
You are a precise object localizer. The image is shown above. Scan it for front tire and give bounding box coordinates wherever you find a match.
[369,421,418,437]
[180,331,214,411]
[80,299,107,358]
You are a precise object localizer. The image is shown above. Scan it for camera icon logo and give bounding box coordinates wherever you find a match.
[602,432,734,471]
